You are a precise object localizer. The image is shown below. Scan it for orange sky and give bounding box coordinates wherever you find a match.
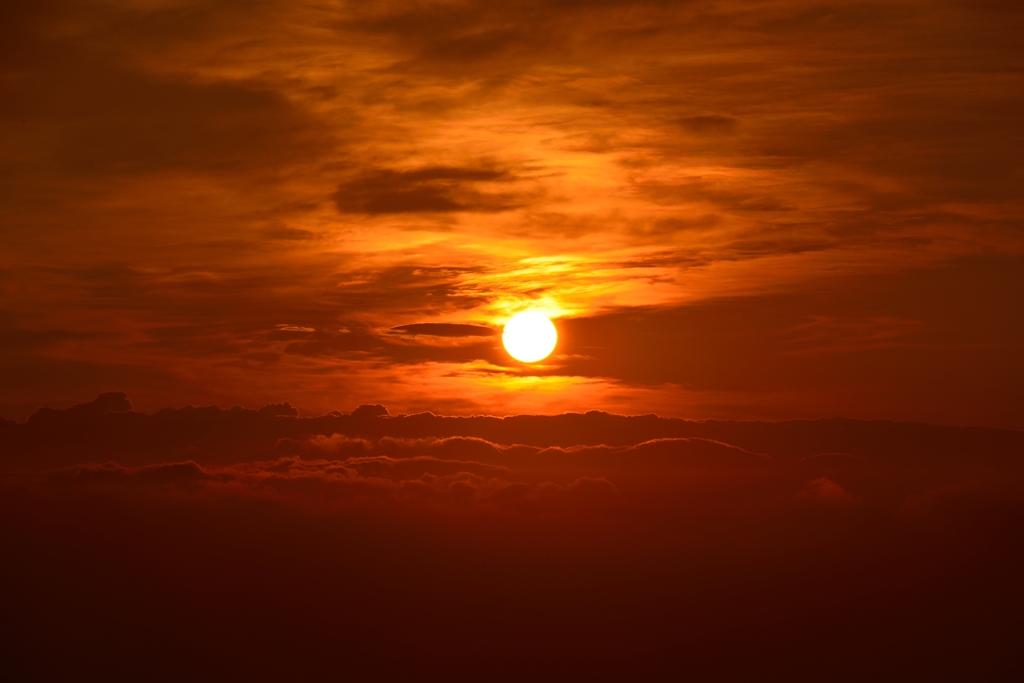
[2,0,1023,425]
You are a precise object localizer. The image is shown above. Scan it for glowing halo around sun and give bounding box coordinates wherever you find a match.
[502,311,558,363]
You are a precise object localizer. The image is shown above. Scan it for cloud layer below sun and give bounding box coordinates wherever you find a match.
[1,0,1023,425]
[3,393,1023,678]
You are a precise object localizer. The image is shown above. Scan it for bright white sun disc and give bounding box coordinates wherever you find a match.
[502,311,557,363]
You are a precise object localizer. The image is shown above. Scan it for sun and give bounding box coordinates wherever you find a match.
[502,311,557,363]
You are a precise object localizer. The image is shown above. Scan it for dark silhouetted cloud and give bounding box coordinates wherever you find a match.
[333,165,528,215]
[391,323,497,337]
[3,394,1023,679]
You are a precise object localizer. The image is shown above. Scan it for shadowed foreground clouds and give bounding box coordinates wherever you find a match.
[2,0,1023,425]
[2,394,1023,679]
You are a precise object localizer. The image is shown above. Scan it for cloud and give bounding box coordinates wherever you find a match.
[0,6,326,179]
[333,165,529,215]
[352,404,390,418]
[262,225,317,241]
[391,323,497,337]
[63,391,133,415]
[678,115,738,135]
[6,394,1023,526]
[798,477,857,504]
[62,460,215,487]
[28,452,623,517]
[3,394,1024,680]
[3,0,1024,431]
[5,393,1024,472]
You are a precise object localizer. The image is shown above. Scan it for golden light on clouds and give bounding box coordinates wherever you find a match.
[0,0,1022,427]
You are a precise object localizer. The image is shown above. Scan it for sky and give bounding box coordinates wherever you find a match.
[3,3,1024,678]
[2,0,1023,426]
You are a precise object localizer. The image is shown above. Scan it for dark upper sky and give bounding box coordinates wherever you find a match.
[2,0,1022,425]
